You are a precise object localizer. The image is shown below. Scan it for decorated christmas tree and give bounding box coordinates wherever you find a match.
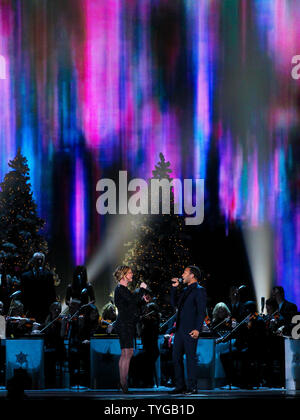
[123,153,191,319]
[0,149,48,273]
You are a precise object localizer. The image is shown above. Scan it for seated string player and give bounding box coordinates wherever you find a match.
[6,300,39,338]
[77,303,102,387]
[99,301,117,333]
[210,302,235,336]
[220,301,267,389]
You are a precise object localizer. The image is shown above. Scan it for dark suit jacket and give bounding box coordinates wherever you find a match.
[228,302,246,322]
[279,300,298,325]
[21,268,56,322]
[170,282,207,333]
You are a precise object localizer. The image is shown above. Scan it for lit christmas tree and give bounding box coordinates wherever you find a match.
[123,153,191,320]
[0,149,48,273]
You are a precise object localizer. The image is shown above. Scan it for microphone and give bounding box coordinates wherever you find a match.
[10,290,21,299]
[171,277,183,285]
[261,297,265,314]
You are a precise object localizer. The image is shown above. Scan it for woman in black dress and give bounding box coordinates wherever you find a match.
[113,265,147,393]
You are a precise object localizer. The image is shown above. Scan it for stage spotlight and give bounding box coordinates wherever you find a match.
[87,214,147,285]
[243,224,273,314]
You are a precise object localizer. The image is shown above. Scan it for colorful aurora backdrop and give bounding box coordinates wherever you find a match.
[0,0,299,308]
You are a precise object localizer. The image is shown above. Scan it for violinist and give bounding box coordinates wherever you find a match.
[6,300,38,338]
[211,302,234,336]
[62,299,84,342]
[101,302,117,324]
[80,303,101,340]
[264,298,280,335]
[220,301,267,389]
[99,302,117,332]
[264,298,285,387]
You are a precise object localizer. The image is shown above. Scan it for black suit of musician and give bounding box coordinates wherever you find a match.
[170,266,207,394]
[272,286,298,334]
[20,253,56,323]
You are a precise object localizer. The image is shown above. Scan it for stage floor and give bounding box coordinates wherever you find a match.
[0,386,299,400]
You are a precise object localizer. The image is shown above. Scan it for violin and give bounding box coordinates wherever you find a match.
[247,312,259,329]
[204,315,211,326]
[216,312,258,344]
[68,314,85,322]
[6,316,41,337]
[211,316,236,333]
[100,318,113,326]
[264,310,281,333]
[6,316,37,325]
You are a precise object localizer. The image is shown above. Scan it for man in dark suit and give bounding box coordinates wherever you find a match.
[169,265,207,394]
[228,286,246,322]
[271,286,298,335]
[20,252,57,323]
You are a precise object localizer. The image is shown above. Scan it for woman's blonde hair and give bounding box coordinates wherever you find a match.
[113,265,131,283]
[212,302,231,321]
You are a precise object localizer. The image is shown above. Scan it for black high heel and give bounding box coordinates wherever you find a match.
[119,382,129,394]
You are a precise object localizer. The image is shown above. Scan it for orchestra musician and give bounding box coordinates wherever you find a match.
[62,298,86,387]
[76,303,102,387]
[263,298,285,387]
[211,302,234,334]
[65,266,95,307]
[113,265,148,394]
[219,301,267,389]
[6,300,40,338]
[20,253,57,323]
[228,286,246,322]
[271,286,298,336]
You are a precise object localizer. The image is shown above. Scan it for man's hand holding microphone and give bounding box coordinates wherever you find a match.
[171,278,181,287]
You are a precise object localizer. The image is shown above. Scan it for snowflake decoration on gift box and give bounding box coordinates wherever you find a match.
[15,351,28,367]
